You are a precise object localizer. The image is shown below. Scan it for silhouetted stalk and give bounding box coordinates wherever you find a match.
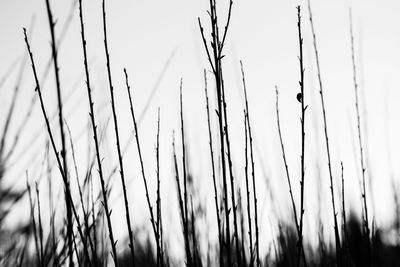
[190,197,199,267]
[243,111,253,266]
[124,68,160,257]
[172,132,192,266]
[101,1,135,264]
[203,69,222,266]
[156,108,164,267]
[66,122,87,216]
[240,61,259,266]
[72,232,82,267]
[179,79,192,266]
[237,189,247,265]
[43,2,72,264]
[275,87,307,267]
[341,162,349,265]
[46,141,59,266]
[66,120,96,263]
[77,1,118,264]
[307,1,341,264]
[26,174,40,267]
[221,80,241,266]
[215,55,241,265]
[349,9,371,263]
[179,80,193,266]
[24,28,92,267]
[90,174,98,262]
[296,6,307,267]
[204,68,222,247]
[198,1,233,264]
[35,182,44,267]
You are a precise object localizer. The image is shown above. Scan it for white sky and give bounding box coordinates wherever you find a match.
[1,0,400,262]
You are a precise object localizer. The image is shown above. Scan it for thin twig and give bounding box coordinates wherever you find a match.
[44,2,72,264]
[156,108,164,267]
[341,162,349,265]
[179,80,193,267]
[204,69,222,265]
[307,1,341,264]
[198,1,233,263]
[124,68,160,257]
[240,60,259,267]
[35,182,44,267]
[296,6,308,267]
[349,9,371,254]
[26,173,40,267]
[24,27,92,267]
[79,1,118,264]
[180,79,191,262]
[172,132,192,266]
[243,110,253,266]
[101,0,135,264]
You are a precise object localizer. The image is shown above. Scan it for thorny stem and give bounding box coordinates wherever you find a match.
[101,0,135,264]
[341,162,349,264]
[65,120,96,263]
[275,86,307,267]
[44,1,72,264]
[35,182,44,267]
[349,8,371,263]
[26,174,40,267]
[307,1,341,264]
[243,111,253,266]
[179,80,193,266]
[172,132,192,266]
[24,28,92,267]
[240,61,259,267]
[221,75,242,266]
[198,1,234,264]
[204,69,222,266]
[156,108,164,267]
[296,6,308,267]
[124,68,161,258]
[78,1,118,265]
[179,79,192,267]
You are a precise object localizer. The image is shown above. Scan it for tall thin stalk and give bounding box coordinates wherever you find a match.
[26,174,40,267]
[307,1,341,264]
[124,68,161,258]
[296,6,307,267]
[275,86,307,267]
[24,28,92,267]
[79,1,118,265]
[179,80,191,265]
[243,110,253,266]
[341,162,349,265]
[349,8,371,262]
[203,69,222,266]
[46,141,59,266]
[101,1,135,264]
[35,182,44,267]
[66,120,97,265]
[172,132,192,266]
[44,1,72,264]
[156,108,164,267]
[240,61,259,266]
[198,1,233,264]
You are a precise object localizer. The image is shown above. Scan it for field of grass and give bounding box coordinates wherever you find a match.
[1,0,400,266]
